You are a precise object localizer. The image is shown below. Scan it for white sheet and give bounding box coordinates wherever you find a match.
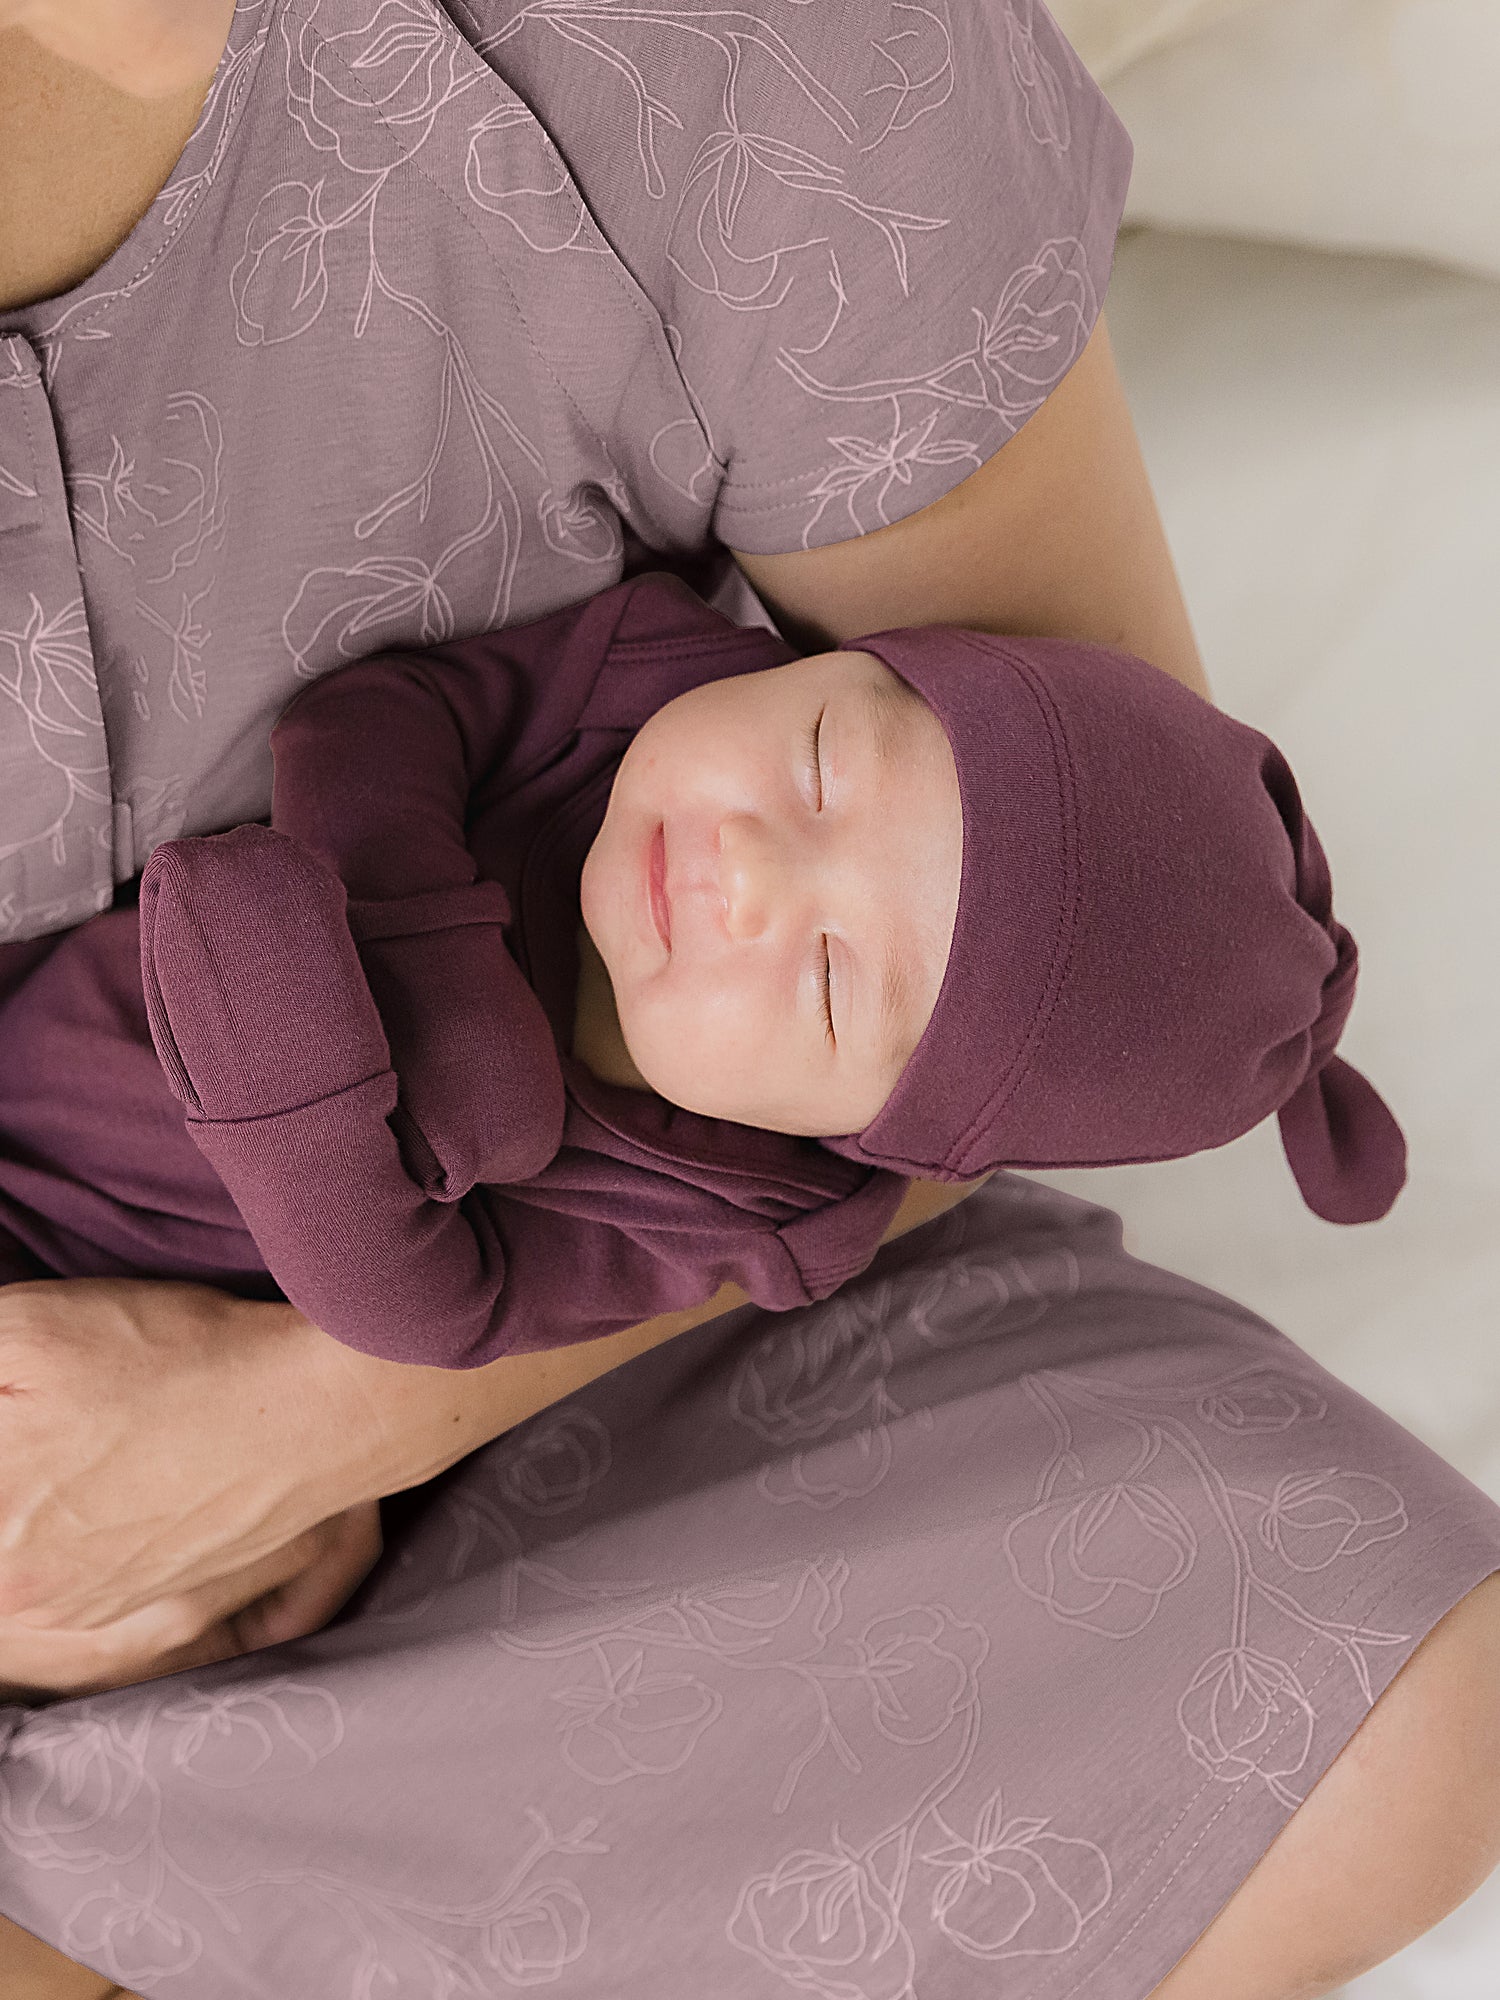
[1022,224,1500,1997]
[1044,0,1258,81]
[1108,0,1500,279]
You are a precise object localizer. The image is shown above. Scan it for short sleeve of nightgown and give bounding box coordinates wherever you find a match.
[480,0,1133,555]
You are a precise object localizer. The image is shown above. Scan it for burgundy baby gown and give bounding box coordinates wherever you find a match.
[0,573,905,1367]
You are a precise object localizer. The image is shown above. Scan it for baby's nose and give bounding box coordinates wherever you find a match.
[718,814,790,942]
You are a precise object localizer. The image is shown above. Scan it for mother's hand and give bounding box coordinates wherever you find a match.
[0,1499,384,1706]
[0,1274,377,1633]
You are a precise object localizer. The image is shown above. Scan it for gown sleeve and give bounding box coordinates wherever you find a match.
[266,650,566,1196]
[468,0,1134,555]
[135,647,567,1369]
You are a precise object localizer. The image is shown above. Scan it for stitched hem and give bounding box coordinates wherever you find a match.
[1050,1496,1500,1999]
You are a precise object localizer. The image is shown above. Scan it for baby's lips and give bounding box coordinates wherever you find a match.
[137,825,392,1122]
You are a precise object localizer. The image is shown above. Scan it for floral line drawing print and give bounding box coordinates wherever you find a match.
[727,1241,1081,1512]
[57,392,224,749]
[1,1682,614,1991]
[719,1593,1113,1977]
[667,119,949,312]
[778,234,1098,422]
[1005,0,1073,152]
[1199,1373,1328,1433]
[0,596,102,761]
[61,1892,205,1992]
[538,481,625,563]
[480,3,867,194]
[465,99,614,255]
[222,11,554,644]
[782,244,851,360]
[776,236,1099,540]
[231,177,359,346]
[0,454,37,504]
[1003,1363,1412,1808]
[1177,1646,1319,1804]
[282,556,462,676]
[729,1788,1112,1987]
[648,322,725,506]
[0,595,111,887]
[794,407,986,544]
[1006,1451,1199,1641]
[160,1682,344,1788]
[0,1711,162,1874]
[907,1241,1082,1344]
[465,0,963,453]
[1251,1468,1407,1570]
[502,13,688,206]
[351,1404,619,1629]
[282,5,485,177]
[920,1790,1112,1961]
[492,1549,1119,1976]
[136,586,213,725]
[863,3,958,147]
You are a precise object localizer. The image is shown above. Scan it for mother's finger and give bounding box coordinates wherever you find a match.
[7,1511,335,1640]
[226,1500,385,1651]
[0,1503,387,1704]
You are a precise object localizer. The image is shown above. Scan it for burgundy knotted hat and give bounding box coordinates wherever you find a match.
[823,627,1408,1224]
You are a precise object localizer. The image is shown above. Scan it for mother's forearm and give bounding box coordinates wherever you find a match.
[300,1282,755,1505]
[302,1176,983,1509]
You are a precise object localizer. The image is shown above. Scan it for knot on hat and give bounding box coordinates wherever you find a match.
[822,627,1408,1225]
[1266,803,1407,1224]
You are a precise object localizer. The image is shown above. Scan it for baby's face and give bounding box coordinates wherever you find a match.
[579,649,961,1136]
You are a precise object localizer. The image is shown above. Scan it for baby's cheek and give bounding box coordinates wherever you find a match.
[625,975,758,1119]
[619,981,700,1097]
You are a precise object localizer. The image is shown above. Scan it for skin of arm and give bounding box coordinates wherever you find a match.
[0,0,236,97]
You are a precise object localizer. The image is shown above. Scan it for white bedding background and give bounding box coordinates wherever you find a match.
[1028,4,1500,1991]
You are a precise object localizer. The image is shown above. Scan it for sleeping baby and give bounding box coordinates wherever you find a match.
[0,571,1407,1369]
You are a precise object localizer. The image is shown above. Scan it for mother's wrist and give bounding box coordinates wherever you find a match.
[274,1291,752,1510]
[266,1298,499,1507]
